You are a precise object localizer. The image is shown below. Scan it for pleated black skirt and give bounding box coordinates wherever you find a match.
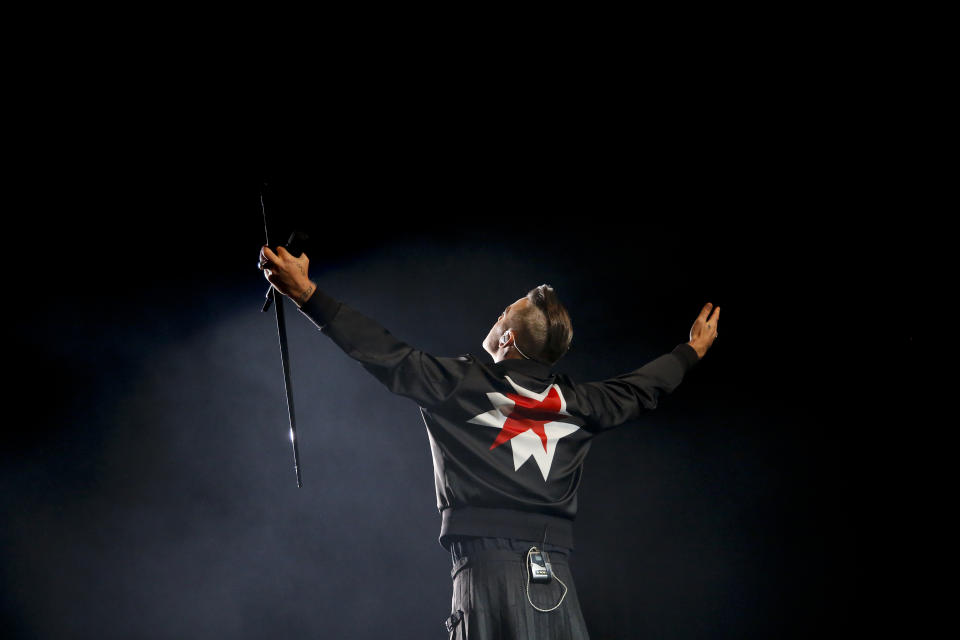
[445,537,591,639]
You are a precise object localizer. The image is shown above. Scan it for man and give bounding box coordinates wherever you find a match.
[259,245,719,639]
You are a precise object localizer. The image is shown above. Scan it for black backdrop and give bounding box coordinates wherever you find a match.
[1,131,914,638]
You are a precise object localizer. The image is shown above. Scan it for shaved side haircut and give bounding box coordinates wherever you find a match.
[516,284,573,365]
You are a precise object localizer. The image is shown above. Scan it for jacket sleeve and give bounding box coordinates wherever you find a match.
[571,343,700,432]
[296,288,473,408]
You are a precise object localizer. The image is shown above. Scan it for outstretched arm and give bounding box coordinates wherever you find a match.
[572,302,719,431]
[259,245,472,408]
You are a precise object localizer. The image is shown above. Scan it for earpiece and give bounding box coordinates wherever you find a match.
[499,330,532,360]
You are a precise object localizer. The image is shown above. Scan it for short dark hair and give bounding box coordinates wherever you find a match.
[518,284,573,365]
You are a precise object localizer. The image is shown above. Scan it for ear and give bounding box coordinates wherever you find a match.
[499,330,512,347]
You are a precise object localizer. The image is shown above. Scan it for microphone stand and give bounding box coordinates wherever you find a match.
[260,190,303,488]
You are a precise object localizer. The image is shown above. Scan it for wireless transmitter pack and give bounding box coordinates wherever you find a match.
[524,546,568,612]
[527,547,553,583]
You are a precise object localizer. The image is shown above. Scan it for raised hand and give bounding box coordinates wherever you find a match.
[687,302,720,359]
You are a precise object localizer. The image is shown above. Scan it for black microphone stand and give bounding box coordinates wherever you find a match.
[260,190,304,488]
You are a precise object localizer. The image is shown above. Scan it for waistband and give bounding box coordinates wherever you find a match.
[439,506,575,551]
[450,536,572,560]
[448,537,572,580]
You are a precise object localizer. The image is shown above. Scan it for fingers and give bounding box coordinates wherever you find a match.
[697,302,714,323]
[259,245,281,270]
[692,301,720,342]
[704,305,720,341]
[706,306,719,326]
[259,245,305,268]
[694,302,713,333]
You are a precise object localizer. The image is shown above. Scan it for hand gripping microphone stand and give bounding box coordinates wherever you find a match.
[260,190,307,488]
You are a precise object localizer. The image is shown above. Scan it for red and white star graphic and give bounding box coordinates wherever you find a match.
[468,376,580,481]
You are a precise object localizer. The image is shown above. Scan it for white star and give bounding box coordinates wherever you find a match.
[468,376,580,481]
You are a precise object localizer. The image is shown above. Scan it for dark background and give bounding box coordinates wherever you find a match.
[1,109,915,639]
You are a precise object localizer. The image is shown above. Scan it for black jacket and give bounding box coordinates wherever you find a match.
[299,289,700,550]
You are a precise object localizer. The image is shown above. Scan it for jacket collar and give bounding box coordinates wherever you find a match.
[489,355,554,378]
